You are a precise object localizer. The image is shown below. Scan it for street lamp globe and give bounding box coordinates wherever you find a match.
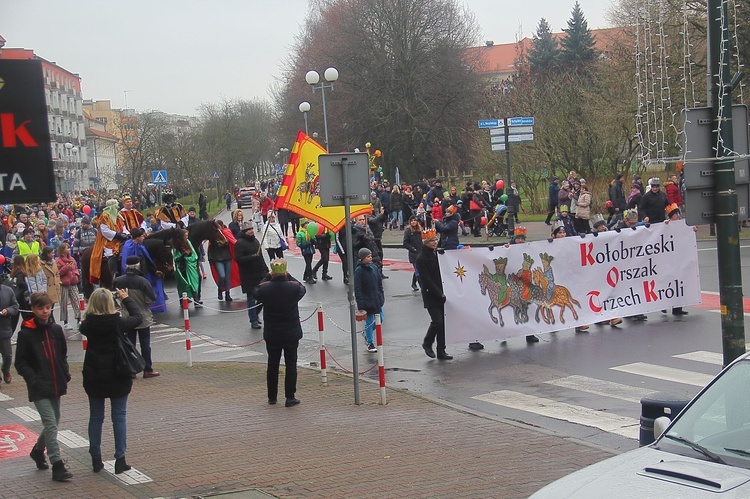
[324,67,339,82]
[305,70,320,86]
[299,101,311,113]
[64,142,73,151]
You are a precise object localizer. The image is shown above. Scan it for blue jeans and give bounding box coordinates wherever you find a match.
[88,395,128,459]
[364,310,384,345]
[214,259,232,295]
[247,293,262,324]
[390,210,403,228]
[127,327,153,372]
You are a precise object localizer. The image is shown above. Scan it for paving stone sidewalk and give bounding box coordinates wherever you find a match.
[1,363,613,498]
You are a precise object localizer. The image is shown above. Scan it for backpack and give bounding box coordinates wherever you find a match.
[0,273,24,304]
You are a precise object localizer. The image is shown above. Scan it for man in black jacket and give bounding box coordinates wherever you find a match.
[639,178,668,224]
[415,230,453,360]
[367,209,388,278]
[235,225,268,329]
[253,259,306,407]
[352,215,381,271]
[114,256,159,378]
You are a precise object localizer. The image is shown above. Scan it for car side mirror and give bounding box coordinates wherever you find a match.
[654,416,671,440]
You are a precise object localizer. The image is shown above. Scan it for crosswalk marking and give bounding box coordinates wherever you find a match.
[151,327,184,333]
[201,347,243,354]
[8,406,40,422]
[472,390,639,438]
[103,460,153,484]
[544,375,656,404]
[610,362,717,387]
[673,351,724,366]
[57,430,88,448]
[0,392,12,402]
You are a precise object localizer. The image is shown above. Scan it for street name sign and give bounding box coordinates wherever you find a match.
[509,116,535,126]
[491,143,507,152]
[508,126,534,135]
[478,119,503,129]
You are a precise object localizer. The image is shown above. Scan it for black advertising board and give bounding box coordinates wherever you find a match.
[0,59,56,203]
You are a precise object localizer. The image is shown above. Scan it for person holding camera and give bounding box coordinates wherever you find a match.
[79,287,143,474]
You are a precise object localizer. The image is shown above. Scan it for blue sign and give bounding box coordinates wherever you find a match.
[478,119,503,129]
[212,171,220,179]
[152,170,168,185]
[509,117,535,126]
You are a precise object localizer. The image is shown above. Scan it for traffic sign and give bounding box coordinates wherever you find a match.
[491,143,506,152]
[509,134,534,143]
[508,126,534,135]
[509,117,534,126]
[152,170,168,185]
[212,171,220,179]
[489,128,505,137]
[478,119,504,129]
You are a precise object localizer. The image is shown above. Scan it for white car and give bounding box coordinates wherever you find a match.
[532,352,750,498]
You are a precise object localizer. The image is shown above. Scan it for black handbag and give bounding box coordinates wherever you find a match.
[115,331,146,378]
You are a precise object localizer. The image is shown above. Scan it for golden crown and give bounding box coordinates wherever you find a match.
[421,228,437,240]
[270,258,287,275]
[513,226,527,237]
[666,203,680,216]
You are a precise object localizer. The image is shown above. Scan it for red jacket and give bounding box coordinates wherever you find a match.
[259,197,275,216]
[56,254,80,287]
[664,182,683,206]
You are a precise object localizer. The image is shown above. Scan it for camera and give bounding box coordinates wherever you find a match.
[112,291,119,300]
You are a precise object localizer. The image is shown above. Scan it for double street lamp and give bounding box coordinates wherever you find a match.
[299,101,310,135]
[305,67,338,152]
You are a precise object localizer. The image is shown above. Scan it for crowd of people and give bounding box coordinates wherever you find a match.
[0,168,698,484]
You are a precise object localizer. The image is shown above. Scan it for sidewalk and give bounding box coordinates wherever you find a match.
[0,362,613,498]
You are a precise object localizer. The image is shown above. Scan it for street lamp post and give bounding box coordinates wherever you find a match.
[64,142,78,192]
[279,147,289,171]
[305,67,338,152]
[299,101,310,135]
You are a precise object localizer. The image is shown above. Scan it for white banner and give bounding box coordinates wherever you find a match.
[439,221,701,343]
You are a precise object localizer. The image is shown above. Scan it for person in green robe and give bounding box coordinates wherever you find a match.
[172,230,201,305]
[489,257,508,303]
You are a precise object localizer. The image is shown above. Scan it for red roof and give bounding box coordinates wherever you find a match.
[85,127,117,141]
[468,27,629,76]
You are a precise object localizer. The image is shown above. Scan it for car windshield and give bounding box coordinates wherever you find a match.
[657,359,750,468]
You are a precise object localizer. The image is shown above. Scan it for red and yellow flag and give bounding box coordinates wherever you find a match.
[275,131,372,231]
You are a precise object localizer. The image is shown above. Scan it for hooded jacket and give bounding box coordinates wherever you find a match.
[435,213,461,250]
[79,297,143,399]
[14,316,70,402]
[253,273,306,343]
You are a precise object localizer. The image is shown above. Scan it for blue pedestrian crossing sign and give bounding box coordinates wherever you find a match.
[152,170,168,185]
[212,171,220,179]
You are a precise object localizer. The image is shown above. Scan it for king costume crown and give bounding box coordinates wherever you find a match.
[513,227,527,238]
[421,228,437,240]
[270,258,288,275]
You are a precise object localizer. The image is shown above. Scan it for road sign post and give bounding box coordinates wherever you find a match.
[318,152,370,405]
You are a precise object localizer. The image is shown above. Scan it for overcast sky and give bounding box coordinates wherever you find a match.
[1,0,613,116]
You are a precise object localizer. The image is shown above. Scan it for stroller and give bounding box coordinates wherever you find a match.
[486,204,509,237]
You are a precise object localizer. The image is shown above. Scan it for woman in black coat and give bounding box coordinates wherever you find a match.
[79,287,143,474]
[403,216,423,291]
[234,225,268,328]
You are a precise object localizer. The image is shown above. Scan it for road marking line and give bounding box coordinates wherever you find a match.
[472,390,639,439]
[706,309,750,317]
[0,393,12,402]
[150,333,185,343]
[672,351,724,366]
[8,406,40,422]
[545,375,656,404]
[103,460,153,484]
[151,327,184,333]
[225,351,264,359]
[57,430,88,448]
[610,362,717,387]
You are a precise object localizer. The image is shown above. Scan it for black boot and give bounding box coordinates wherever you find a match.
[411,274,419,291]
[51,460,73,481]
[115,457,131,474]
[225,294,233,302]
[322,273,333,281]
[30,446,49,470]
[92,456,104,473]
[422,342,436,358]
[437,350,453,360]
[218,290,223,301]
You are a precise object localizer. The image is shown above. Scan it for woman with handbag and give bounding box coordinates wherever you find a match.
[79,287,143,474]
[263,212,285,261]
